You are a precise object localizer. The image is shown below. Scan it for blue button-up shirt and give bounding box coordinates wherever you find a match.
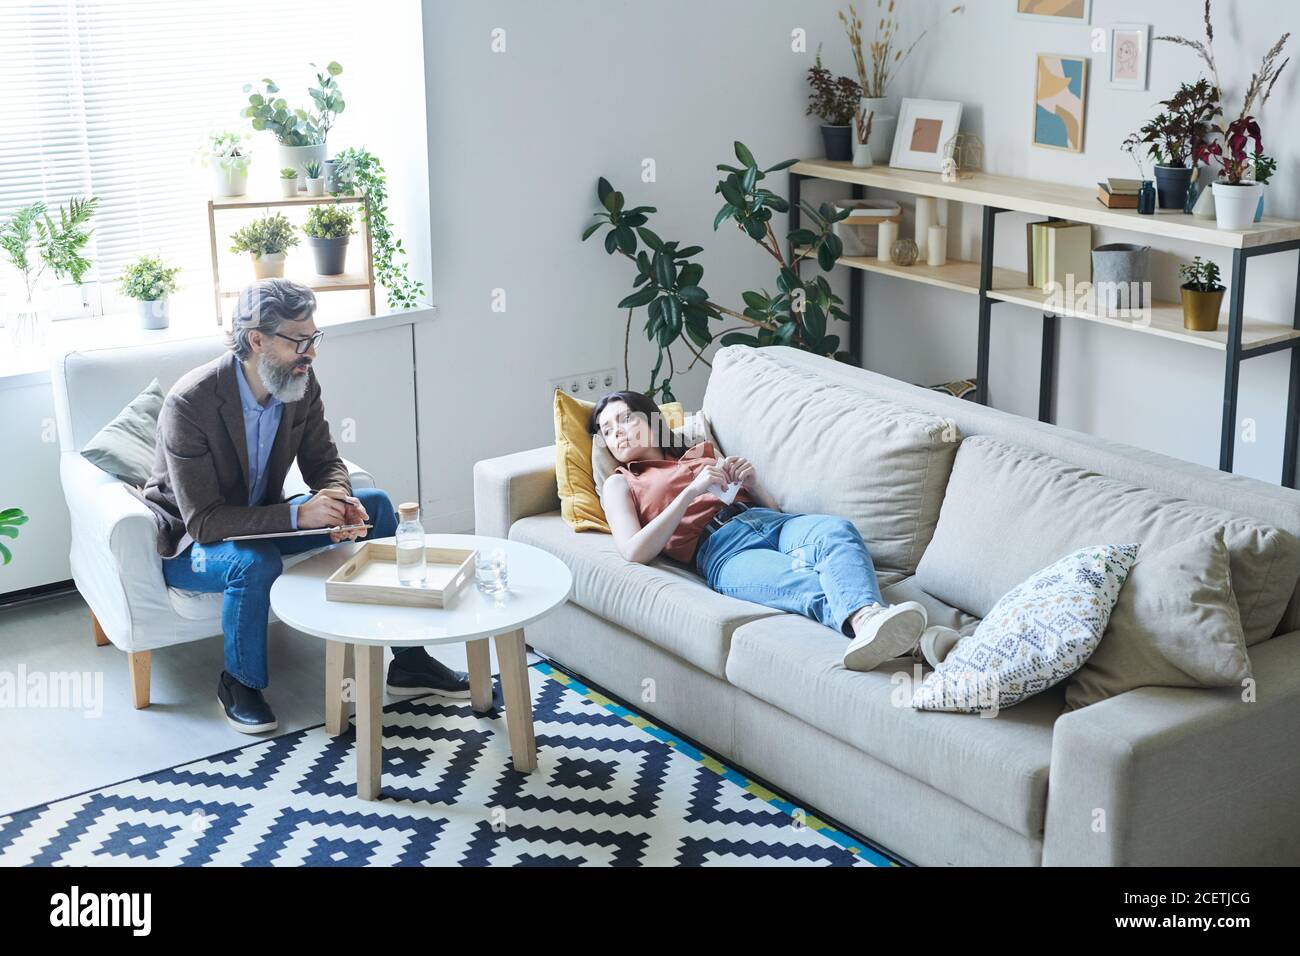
[234,361,298,529]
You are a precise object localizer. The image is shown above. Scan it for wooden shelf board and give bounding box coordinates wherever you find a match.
[791,160,1300,250]
[219,271,371,297]
[210,193,365,211]
[822,253,1022,296]
[988,285,1300,351]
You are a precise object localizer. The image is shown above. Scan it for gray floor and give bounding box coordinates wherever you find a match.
[0,589,519,816]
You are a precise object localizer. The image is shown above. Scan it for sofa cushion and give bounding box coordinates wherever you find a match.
[508,512,781,677]
[725,612,1062,837]
[914,436,1300,646]
[80,378,164,487]
[702,346,960,580]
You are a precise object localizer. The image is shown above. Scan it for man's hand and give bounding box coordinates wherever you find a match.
[299,488,347,530]
[330,494,369,543]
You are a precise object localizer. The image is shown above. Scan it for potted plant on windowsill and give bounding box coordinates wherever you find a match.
[1196,115,1264,231]
[303,159,325,197]
[806,47,861,162]
[1252,152,1277,222]
[201,131,252,198]
[1179,256,1226,331]
[230,212,299,279]
[242,61,344,186]
[119,254,180,330]
[303,204,355,275]
[1132,78,1220,211]
[0,196,97,349]
[279,167,300,197]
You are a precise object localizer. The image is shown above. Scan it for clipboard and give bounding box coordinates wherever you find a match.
[222,523,372,543]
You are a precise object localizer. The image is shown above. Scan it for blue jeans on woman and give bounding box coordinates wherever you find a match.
[161,487,398,689]
[694,508,884,637]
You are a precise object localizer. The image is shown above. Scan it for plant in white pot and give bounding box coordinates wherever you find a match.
[119,254,180,330]
[241,61,344,187]
[1196,116,1264,231]
[303,159,326,197]
[805,47,861,162]
[0,196,97,348]
[278,167,300,197]
[303,204,355,276]
[201,131,252,198]
[230,212,299,279]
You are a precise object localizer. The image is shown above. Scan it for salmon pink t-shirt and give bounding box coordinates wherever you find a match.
[614,441,753,563]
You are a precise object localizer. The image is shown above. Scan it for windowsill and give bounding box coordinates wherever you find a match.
[0,303,437,390]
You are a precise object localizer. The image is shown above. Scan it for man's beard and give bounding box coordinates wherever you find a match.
[257,351,310,403]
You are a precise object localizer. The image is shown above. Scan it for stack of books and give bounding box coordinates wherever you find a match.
[1026,220,1093,292]
[1097,178,1141,209]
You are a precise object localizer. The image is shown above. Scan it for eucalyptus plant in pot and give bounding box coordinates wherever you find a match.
[119,255,180,330]
[230,212,299,279]
[806,48,862,162]
[241,61,344,186]
[201,131,252,198]
[1132,78,1220,210]
[1196,116,1264,231]
[303,204,354,276]
[1179,255,1225,331]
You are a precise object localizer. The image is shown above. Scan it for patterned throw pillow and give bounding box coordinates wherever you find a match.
[912,543,1139,714]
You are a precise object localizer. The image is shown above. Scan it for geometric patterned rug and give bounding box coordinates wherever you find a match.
[0,661,900,866]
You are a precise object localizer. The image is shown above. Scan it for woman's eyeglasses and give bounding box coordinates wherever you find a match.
[274,330,326,354]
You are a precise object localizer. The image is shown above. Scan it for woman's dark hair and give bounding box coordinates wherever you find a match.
[587,390,685,459]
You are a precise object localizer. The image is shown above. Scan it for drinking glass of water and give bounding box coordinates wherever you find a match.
[475,547,508,595]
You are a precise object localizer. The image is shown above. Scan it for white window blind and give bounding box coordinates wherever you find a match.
[0,0,404,315]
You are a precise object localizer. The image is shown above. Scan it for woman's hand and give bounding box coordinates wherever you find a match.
[721,456,757,489]
[686,463,729,500]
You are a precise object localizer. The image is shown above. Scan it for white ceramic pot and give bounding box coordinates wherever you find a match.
[860,97,897,164]
[137,296,169,330]
[252,251,286,279]
[305,177,326,197]
[212,164,248,198]
[278,142,327,187]
[279,178,300,198]
[1212,182,1264,231]
[851,142,873,168]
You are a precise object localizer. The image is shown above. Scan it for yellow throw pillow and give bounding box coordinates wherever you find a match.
[553,389,683,533]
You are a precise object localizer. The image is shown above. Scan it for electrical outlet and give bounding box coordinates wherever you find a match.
[549,368,619,401]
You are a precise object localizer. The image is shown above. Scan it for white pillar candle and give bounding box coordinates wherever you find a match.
[878,221,898,263]
[927,224,948,267]
[914,196,934,241]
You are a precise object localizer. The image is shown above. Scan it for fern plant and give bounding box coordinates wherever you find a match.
[0,197,99,302]
[0,508,28,566]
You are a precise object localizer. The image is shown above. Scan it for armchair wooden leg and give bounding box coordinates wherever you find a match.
[91,612,110,647]
[129,651,151,709]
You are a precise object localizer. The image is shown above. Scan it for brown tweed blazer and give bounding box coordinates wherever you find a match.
[136,351,352,558]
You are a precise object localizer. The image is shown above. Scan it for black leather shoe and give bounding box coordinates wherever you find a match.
[386,650,471,699]
[217,670,279,734]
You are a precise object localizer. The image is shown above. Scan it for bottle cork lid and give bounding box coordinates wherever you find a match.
[398,502,419,519]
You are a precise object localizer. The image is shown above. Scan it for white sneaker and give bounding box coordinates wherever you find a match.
[916,625,963,669]
[842,601,928,672]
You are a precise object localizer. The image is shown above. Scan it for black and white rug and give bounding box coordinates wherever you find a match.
[0,662,899,866]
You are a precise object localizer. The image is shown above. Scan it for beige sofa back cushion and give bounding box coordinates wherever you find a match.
[702,346,960,580]
[914,436,1300,646]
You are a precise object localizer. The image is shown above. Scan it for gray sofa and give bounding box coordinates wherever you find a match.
[473,345,1300,866]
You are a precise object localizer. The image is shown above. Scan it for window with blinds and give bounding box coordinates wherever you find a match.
[0,0,414,319]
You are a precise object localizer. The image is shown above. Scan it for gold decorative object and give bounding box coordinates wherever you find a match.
[891,237,919,266]
[942,132,983,181]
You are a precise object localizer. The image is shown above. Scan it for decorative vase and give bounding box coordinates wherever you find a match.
[1137,180,1157,215]
[252,251,287,279]
[307,235,349,276]
[851,142,873,168]
[323,159,342,193]
[860,96,896,164]
[1212,181,1264,231]
[1180,284,1226,332]
[1091,243,1151,315]
[137,296,169,330]
[305,177,326,197]
[279,177,300,198]
[278,142,328,188]
[891,237,919,267]
[1254,183,1267,223]
[1153,165,1193,211]
[212,164,248,198]
[3,295,46,349]
[820,125,853,162]
[1192,178,1217,218]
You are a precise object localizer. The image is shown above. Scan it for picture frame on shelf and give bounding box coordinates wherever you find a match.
[1033,53,1089,152]
[1108,23,1151,91]
[889,98,964,174]
[1016,0,1092,24]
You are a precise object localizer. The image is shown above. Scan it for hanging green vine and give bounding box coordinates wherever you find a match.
[331,147,426,310]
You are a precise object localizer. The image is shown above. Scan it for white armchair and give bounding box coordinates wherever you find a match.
[50,337,373,708]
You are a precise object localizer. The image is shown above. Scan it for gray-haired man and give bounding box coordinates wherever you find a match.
[140,279,468,734]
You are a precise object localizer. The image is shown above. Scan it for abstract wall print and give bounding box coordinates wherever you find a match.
[1109,23,1151,90]
[1033,54,1088,152]
[1017,0,1092,24]
[889,98,964,173]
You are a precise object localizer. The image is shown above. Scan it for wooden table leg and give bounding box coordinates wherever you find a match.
[355,644,384,800]
[324,640,354,736]
[494,629,536,772]
[466,638,493,713]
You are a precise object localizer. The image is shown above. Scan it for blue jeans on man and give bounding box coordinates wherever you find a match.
[162,487,398,689]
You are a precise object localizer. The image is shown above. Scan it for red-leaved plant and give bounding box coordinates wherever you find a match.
[1195,116,1262,186]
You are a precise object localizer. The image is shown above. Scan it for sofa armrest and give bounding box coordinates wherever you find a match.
[282,457,374,498]
[1044,629,1300,865]
[473,445,560,539]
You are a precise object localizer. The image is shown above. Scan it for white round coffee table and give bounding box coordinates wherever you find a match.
[270,533,572,800]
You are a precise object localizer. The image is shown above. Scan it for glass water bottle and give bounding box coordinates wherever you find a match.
[395,502,427,586]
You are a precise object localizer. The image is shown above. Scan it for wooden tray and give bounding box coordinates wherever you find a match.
[325,542,476,608]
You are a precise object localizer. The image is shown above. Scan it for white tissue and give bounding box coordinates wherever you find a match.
[707,481,741,505]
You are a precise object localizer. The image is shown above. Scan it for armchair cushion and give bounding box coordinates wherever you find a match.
[79,379,164,487]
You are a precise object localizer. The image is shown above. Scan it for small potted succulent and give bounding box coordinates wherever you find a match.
[119,254,180,330]
[805,47,862,162]
[1132,78,1220,211]
[201,131,252,198]
[1252,152,1277,222]
[303,204,355,275]
[303,159,326,196]
[1179,255,1225,332]
[279,166,300,197]
[230,212,299,279]
[1196,115,1264,231]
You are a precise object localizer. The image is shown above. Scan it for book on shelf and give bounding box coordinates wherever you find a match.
[1097,183,1139,209]
[1106,177,1142,195]
[1028,221,1091,291]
